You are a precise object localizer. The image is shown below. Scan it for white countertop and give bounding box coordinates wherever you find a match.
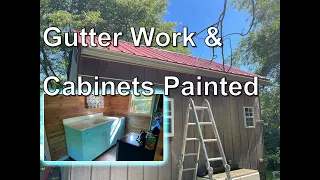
[63,113,121,131]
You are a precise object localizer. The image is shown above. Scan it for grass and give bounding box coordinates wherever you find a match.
[266,171,280,180]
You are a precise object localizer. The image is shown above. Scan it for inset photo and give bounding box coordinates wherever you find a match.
[43,93,164,161]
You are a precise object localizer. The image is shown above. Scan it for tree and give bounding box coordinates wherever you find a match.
[260,86,280,171]
[40,0,191,89]
[230,0,280,171]
[230,0,280,84]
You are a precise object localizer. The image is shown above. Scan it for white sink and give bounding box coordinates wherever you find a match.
[86,118,109,125]
[63,113,118,130]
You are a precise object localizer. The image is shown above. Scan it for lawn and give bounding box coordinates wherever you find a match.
[266,171,280,180]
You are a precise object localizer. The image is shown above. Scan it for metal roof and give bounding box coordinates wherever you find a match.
[76,31,268,80]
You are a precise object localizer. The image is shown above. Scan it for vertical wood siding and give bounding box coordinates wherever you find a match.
[65,57,265,180]
[44,95,111,160]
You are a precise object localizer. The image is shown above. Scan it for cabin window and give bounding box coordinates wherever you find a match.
[129,95,153,115]
[243,106,255,128]
[164,97,174,137]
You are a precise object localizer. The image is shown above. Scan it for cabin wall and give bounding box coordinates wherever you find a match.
[105,94,156,143]
[78,55,158,135]
[44,94,111,160]
[63,56,265,180]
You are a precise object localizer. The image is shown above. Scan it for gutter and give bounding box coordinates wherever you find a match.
[80,47,270,86]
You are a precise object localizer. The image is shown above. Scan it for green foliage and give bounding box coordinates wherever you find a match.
[230,0,280,171]
[231,0,280,84]
[261,86,280,171]
[266,171,280,180]
[47,10,104,29]
[40,0,191,88]
[131,95,153,113]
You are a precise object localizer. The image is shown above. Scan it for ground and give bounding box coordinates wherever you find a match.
[40,164,61,180]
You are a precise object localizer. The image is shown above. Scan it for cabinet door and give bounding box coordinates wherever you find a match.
[82,129,95,160]
[93,123,110,158]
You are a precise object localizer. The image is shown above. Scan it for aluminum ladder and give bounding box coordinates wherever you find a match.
[177,98,232,180]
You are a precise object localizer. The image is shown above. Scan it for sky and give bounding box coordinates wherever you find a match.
[163,0,251,68]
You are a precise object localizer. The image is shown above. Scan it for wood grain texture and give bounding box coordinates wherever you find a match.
[130,64,145,81]
[110,165,128,180]
[253,96,264,173]
[97,59,110,77]
[211,94,223,166]
[125,115,150,134]
[109,94,130,116]
[244,96,258,170]
[65,57,265,180]
[91,165,111,180]
[128,165,143,180]
[44,94,111,160]
[159,146,172,180]
[70,166,92,180]
[220,96,234,162]
[78,57,98,76]
[169,90,184,180]
[144,165,158,180]
[229,96,242,166]
[237,94,250,168]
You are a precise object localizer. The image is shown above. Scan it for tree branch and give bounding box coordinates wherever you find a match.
[219,0,228,72]
[200,0,255,73]
[223,0,255,38]
[40,60,50,77]
[40,35,63,87]
[40,40,59,78]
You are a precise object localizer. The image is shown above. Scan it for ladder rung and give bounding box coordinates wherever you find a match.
[185,153,198,156]
[186,138,199,141]
[203,139,217,142]
[188,122,212,125]
[208,157,223,162]
[190,106,208,110]
[182,168,196,172]
[186,138,217,142]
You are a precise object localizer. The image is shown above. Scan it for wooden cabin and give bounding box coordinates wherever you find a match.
[43,34,269,180]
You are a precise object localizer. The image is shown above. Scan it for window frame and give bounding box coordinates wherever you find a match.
[128,95,155,116]
[164,97,174,137]
[243,106,255,128]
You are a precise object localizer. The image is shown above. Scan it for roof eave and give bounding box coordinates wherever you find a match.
[80,47,270,86]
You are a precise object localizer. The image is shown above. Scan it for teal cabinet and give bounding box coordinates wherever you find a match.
[82,128,95,161]
[64,116,126,161]
[93,123,110,158]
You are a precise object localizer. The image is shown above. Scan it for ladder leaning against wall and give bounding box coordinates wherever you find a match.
[178,98,232,180]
